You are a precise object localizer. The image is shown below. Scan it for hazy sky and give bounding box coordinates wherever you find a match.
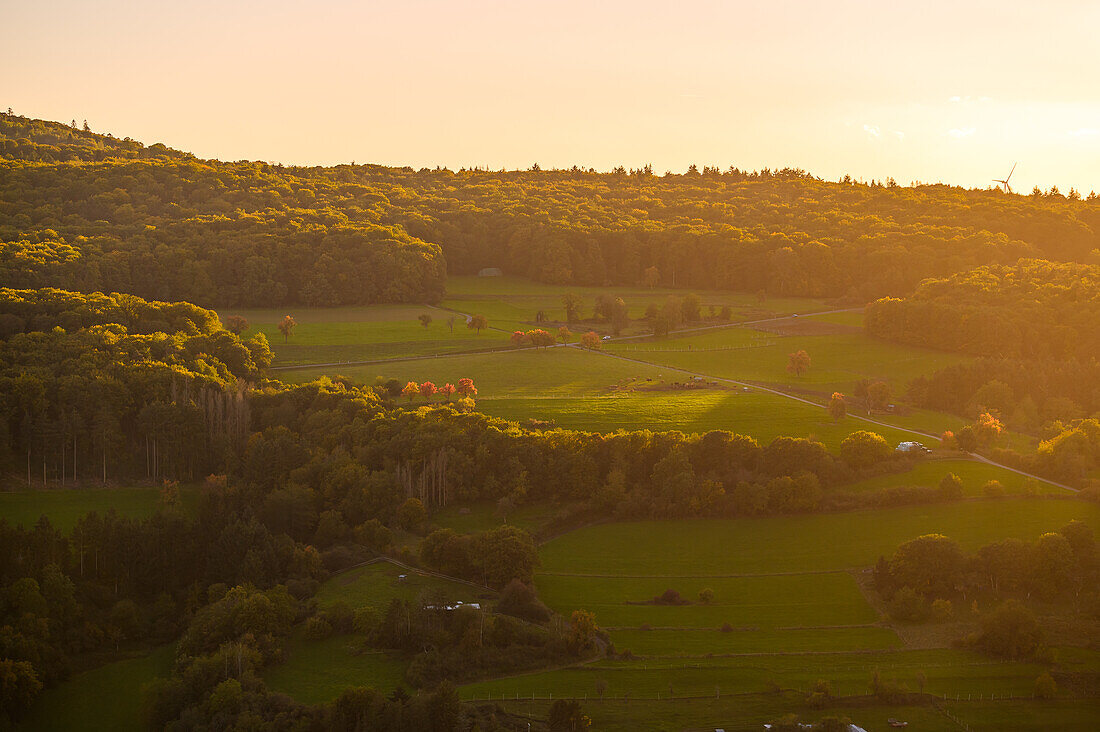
[4,0,1099,193]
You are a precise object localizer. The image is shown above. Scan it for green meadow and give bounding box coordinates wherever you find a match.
[225,303,510,367]
[0,486,197,532]
[440,275,829,332]
[535,572,878,629]
[313,560,487,610]
[459,647,1046,700]
[264,633,408,704]
[846,458,1059,497]
[605,326,967,399]
[19,645,175,731]
[537,499,1100,576]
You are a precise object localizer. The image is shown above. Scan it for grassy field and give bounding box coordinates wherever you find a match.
[846,459,1060,497]
[283,345,923,449]
[440,275,829,333]
[313,560,488,610]
[605,327,967,401]
[536,572,878,629]
[264,631,408,704]
[225,303,510,366]
[479,390,916,449]
[280,344,663,395]
[19,644,174,731]
[0,485,197,532]
[537,499,1099,576]
[460,648,1045,700]
[430,500,568,535]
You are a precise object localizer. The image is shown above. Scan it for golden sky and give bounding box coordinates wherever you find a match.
[4,0,1098,193]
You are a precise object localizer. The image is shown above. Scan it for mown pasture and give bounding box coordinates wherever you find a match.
[845,458,1058,497]
[0,486,197,532]
[224,303,510,367]
[535,572,878,629]
[440,275,829,333]
[537,499,1100,576]
[460,648,1046,700]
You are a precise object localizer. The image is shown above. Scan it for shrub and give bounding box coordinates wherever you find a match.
[652,589,688,605]
[968,600,1044,659]
[938,473,964,500]
[982,479,1006,497]
[352,606,380,635]
[931,598,954,622]
[304,616,334,640]
[698,588,715,604]
[496,579,551,623]
[888,586,928,622]
[1034,672,1058,699]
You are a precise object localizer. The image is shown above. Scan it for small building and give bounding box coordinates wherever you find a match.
[477,267,503,277]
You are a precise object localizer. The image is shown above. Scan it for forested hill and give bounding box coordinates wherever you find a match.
[3,112,1099,307]
[866,260,1100,361]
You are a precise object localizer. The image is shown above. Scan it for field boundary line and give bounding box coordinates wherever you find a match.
[537,568,854,578]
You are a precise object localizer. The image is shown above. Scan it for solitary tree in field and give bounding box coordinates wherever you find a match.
[419,381,437,401]
[561,293,583,322]
[278,314,297,343]
[827,392,847,422]
[456,378,478,397]
[447,315,456,334]
[401,381,419,402]
[440,383,456,401]
[866,380,891,413]
[224,315,249,335]
[557,325,572,343]
[580,331,601,350]
[786,349,810,377]
[467,314,488,335]
[418,313,432,328]
[644,265,661,288]
[651,315,672,337]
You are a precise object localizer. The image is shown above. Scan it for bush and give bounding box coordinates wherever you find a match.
[968,600,1044,659]
[938,473,964,500]
[1034,671,1058,699]
[496,579,551,623]
[304,616,334,640]
[352,606,380,635]
[931,598,954,622]
[840,430,892,468]
[698,588,715,604]
[888,587,928,622]
[982,479,1006,497]
[325,602,355,634]
[652,589,688,605]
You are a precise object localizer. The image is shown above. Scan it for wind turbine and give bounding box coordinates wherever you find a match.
[993,162,1017,193]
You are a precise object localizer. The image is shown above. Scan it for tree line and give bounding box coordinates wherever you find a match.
[4,113,1100,309]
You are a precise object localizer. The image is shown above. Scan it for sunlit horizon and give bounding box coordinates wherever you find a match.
[4,0,1099,194]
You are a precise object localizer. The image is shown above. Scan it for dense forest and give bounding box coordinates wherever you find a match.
[865,262,1100,457]
[866,260,1100,361]
[0,289,268,486]
[3,112,1100,308]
